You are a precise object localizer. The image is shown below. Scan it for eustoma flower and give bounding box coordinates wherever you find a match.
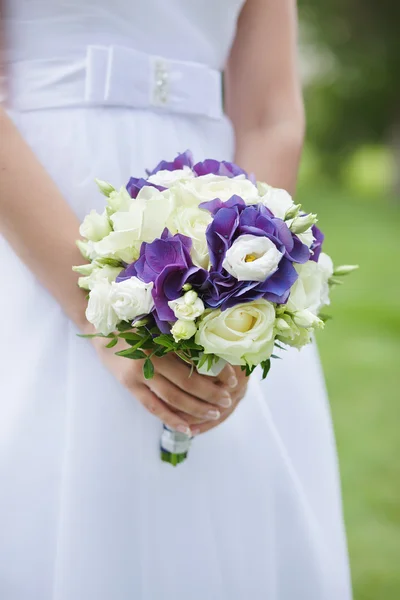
[200,196,310,309]
[117,229,208,330]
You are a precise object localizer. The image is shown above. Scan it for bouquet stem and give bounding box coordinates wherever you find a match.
[160,426,192,466]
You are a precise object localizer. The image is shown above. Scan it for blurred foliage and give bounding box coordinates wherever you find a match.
[297,186,400,600]
[298,1,400,185]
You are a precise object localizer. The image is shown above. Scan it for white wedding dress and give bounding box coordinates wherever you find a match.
[0,1,352,599]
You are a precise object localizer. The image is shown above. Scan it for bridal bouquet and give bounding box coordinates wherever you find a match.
[74,151,357,465]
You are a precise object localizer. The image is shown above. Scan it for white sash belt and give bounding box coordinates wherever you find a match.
[9,45,224,119]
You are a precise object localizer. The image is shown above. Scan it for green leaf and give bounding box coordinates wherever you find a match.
[106,337,118,348]
[261,359,271,379]
[119,332,142,341]
[115,348,147,360]
[274,341,287,351]
[143,358,155,379]
[180,340,203,351]
[153,335,177,349]
[77,332,114,339]
[197,353,209,370]
[270,354,282,360]
[319,313,333,323]
[117,321,134,332]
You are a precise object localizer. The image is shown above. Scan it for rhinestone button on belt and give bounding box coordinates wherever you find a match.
[152,59,169,106]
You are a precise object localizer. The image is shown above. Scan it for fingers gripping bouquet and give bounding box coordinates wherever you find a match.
[75,151,357,465]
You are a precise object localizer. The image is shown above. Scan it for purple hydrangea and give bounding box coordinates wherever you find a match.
[192,158,251,180]
[199,196,310,308]
[126,177,166,199]
[146,150,194,176]
[117,229,208,331]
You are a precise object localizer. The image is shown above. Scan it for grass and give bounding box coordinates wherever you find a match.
[298,186,400,600]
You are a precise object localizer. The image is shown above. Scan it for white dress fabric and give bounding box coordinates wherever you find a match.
[0,2,352,599]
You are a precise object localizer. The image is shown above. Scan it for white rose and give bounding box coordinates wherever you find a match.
[77,264,123,291]
[222,234,283,282]
[168,206,211,268]
[79,210,112,242]
[196,299,276,366]
[86,281,119,336]
[171,319,197,342]
[107,186,133,213]
[147,166,195,188]
[168,291,205,321]
[110,277,154,321]
[178,174,259,207]
[259,187,295,219]
[287,252,334,315]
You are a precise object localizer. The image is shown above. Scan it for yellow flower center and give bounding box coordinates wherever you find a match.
[245,253,257,263]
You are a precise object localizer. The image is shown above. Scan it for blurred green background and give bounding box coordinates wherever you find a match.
[298,3,400,599]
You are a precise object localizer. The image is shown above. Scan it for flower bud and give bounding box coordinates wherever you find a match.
[284,203,302,220]
[333,264,359,276]
[275,317,291,332]
[293,310,323,329]
[182,283,192,292]
[290,213,318,234]
[184,290,199,305]
[171,319,197,342]
[95,178,115,197]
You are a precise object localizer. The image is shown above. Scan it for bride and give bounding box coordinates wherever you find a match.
[0,1,352,598]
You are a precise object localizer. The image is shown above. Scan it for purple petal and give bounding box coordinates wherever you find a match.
[126,177,166,199]
[147,150,194,176]
[310,225,325,262]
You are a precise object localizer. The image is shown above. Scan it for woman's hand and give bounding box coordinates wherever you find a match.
[92,337,238,435]
[191,366,249,435]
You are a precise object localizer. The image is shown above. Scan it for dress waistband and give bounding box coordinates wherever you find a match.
[8,45,224,119]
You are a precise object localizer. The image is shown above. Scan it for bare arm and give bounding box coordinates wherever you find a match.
[225,0,305,194]
[0,110,91,331]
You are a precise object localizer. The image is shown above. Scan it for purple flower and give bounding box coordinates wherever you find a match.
[193,158,252,180]
[126,177,166,199]
[146,150,194,176]
[202,258,298,309]
[201,196,310,270]
[117,229,208,329]
[199,196,310,307]
[310,225,324,262]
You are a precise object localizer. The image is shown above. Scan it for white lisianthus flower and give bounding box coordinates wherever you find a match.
[109,278,154,322]
[178,174,259,207]
[76,239,98,261]
[297,229,315,248]
[287,251,334,315]
[318,252,334,308]
[107,186,133,213]
[171,319,197,342]
[259,187,295,219]
[110,186,174,243]
[147,166,195,188]
[168,291,205,321]
[76,265,123,291]
[94,187,173,262]
[79,209,112,242]
[168,206,212,268]
[86,281,119,336]
[275,312,313,349]
[196,299,276,366]
[222,234,283,282]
